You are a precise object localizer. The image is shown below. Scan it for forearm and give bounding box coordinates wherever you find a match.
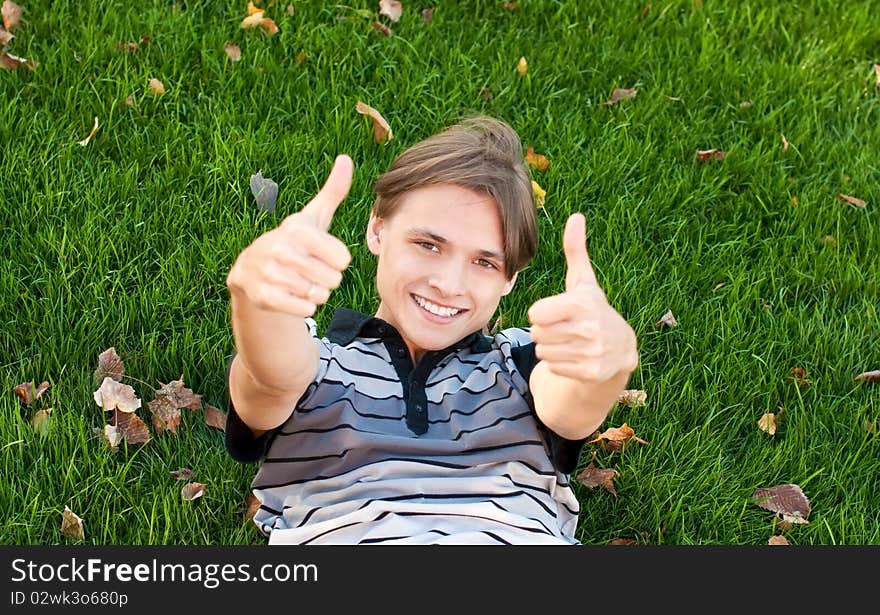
[530,360,631,440]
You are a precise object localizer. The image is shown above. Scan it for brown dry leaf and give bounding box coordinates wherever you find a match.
[77,116,99,147]
[13,380,50,405]
[371,21,392,36]
[873,64,880,89]
[866,420,878,434]
[355,100,393,144]
[479,86,493,102]
[757,412,777,435]
[241,2,279,35]
[588,422,648,445]
[94,347,125,386]
[0,28,13,49]
[788,367,810,389]
[640,4,652,18]
[295,51,308,64]
[147,376,202,434]
[31,407,52,435]
[608,537,637,545]
[696,148,727,162]
[503,1,520,9]
[617,389,647,408]
[818,235,835,246]
[287,5,295,17]
[0,52,35,70]
[655,309,678,328]
[601,87,637,107]
[225,43,241,62]
[181,482,206,501]
[422,7,434,22]
[204,403,227,431]
[516,56,527,76]
[115,41,139,53]
[525,146,550,172]
[752,483,810,524]
[576,462,620,496]
[155,376,203,410]
[148,78,165,95]
[170,467,193,480]
[93,377,141,413]
[531,180,546,208]
[94,424,122,452]
[838,193,866,208]
[379,0,402,22]
[768,535,789,545]
[781,133,789,152]
[854,370,880,383]
[244,493,261,521]
[2,1,22,30]
[115,409,151,445]
[60,506,84,541]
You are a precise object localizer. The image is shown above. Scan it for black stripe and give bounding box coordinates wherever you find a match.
[264,450,350,463]
[299,378,404,404]
[321,355,401,383]
[426,362,497,387]
[351,490,558,522]
[296,395,404,419]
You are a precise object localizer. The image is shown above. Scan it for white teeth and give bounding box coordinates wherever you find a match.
[414,295,461,317]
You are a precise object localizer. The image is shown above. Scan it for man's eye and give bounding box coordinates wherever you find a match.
[416,241,438,252]
[477,259,497,269]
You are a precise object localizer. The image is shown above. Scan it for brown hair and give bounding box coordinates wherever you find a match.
[371,114,537,280]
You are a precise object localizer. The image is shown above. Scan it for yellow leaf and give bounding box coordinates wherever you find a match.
[531,180,545,207]
[516,56,527,76]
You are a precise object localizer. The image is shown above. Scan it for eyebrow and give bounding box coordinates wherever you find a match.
[407,227,503,261]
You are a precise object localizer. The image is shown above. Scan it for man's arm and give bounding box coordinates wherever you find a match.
[225,155,354,436]
[527,212,639,441]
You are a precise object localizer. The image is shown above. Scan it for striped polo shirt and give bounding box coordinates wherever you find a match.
[225,308,587,545]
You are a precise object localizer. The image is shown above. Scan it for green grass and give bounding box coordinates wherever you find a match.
[1,0,878,545]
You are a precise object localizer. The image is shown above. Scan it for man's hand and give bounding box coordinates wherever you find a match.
[226,155,354,318]
[527,213,638,383]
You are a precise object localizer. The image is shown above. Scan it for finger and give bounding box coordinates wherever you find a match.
[299,154,354,230]
[268,245,345,291]
[534,341,601,363]
[294,225,352,273]
[527,295,580,326]
[249,282,318,318]
[531,320,600,345]
[541,360,610,382]
[563,212,599,291]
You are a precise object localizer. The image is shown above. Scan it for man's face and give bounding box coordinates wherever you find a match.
[366,183,518,364]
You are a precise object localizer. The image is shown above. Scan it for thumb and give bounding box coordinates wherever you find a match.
[300,154,354,230]
[563,212,598,291]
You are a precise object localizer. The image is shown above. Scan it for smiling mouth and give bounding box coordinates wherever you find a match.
[411,294,468,319]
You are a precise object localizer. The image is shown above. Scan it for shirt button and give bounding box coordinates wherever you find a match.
[415,403,424,413]
[396,348,406,357]
[377,326,386,334]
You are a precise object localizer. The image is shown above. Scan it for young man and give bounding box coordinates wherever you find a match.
[224,115,639,544]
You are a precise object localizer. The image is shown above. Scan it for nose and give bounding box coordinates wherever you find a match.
[427,258,467,298]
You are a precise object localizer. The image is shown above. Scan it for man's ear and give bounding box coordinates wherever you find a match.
[366,213,384,256]
[500,270,518,296]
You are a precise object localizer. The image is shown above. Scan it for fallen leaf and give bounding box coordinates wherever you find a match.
[94,347,125,386]
[120,96,140,112]
[249,170,279,213]
[608,538,637,545]
[60,506,84,541]
[0,51,35,70]
[93,377,141,413]
[13,380,50,405]
[355,100,393,144]
[873,64,879,89]
[516,56,527,76]
[588,422,648,445]
[244,493,261,521]
[149,396,181,433]
[788,367,810,389]
[866,420,878,434]
[379,0,402,22]
[752,483,810,524]
[31,407,52,435]
[838,193,866,208]
[655,309,678,328]
[0,28,13,48]
[576,462,620,496]
[854,370,880,383]
[148,78,165,95]
[115,409,151,445]
[713,282,725,291]
[503,2,520,10]
[617,389,647,408]
[2,1,22,31]
[181,482,206,501]
[757,412,776,435]
[154,377,203,410]
[287,5,295,17]
[531,180,546,208]
[295,51,307,64]
[225,43,241,62]
[422,7,434,22]
[115,41,139,53]
[204,403,227,431]
[525,146,550,171]
[371,21,392,36]
[95,424,122,451]
[818,235,835,246]
[768,535,789,545]
[77,116,99,147]
[170,467,194,480]
[781,133,789,152]
[791,196,799,205]
[640,4,652,18]
[601,87,637,107]
[739,100,753,108]
[479,86,493,102]
[696,148,726,162]
[241,2,279,35]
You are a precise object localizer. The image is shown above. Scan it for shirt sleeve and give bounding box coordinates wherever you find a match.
[224,317,328,463]
[499,327,588,476]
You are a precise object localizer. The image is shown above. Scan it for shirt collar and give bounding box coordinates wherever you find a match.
[325,307,492,354]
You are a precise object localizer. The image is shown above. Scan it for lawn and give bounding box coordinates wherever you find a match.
[1,0,878,545]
